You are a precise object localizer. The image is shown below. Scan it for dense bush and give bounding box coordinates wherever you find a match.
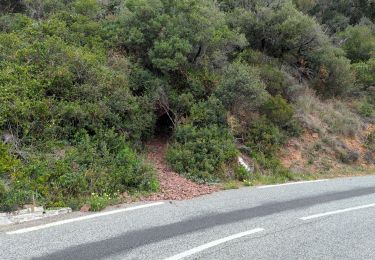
[338,25,375,62]
[167,124,238,183]
[1,132,158,210]
[226,2,354,97]
[353,58,375,90]
[262,95,301,136]
[189,96,227,127]
[245,119,284,156]
[215,62,269,114]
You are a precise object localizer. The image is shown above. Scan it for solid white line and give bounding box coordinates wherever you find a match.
[257,179,328,189]
[300,203,375,220]
[6,202,164,235]
[163,228,264,260]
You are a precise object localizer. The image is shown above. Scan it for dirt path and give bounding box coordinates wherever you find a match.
[144,138,219,201]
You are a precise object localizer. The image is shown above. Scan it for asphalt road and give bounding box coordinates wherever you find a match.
[1,175,375,260]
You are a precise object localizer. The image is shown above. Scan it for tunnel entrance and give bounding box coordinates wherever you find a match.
[154,112,174,138]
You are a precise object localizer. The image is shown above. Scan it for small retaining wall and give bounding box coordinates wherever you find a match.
[0,207,71,226]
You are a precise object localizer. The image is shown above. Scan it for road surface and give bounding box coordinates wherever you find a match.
[1,175,375,259]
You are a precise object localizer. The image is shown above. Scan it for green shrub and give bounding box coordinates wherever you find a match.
[5,130,159,209]
[87,193,112,212]
[215,62,269,114]
[258,65,287,96]
[0,142,19,177]
[234,165,250,181]
[0,189,33,212]
[358,100,374,117]
[189,96,227,127]
[353,58,375,89]
[262,95,301,136]
[245,119,284,156]
[338,25,375,63]
[167,124,238,183]
[0,179,6,201]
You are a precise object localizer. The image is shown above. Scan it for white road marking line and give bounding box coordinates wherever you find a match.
[6,202,164,235]
[163,228,264,260]
[300,203,375,220]
[257,179,328,189]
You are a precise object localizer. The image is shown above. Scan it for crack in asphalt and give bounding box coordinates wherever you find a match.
[34,186,375,260]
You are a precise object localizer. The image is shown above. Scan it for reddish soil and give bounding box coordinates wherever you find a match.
[143,138,219,201]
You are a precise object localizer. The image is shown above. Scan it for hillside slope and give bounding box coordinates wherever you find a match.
[0,0,374,211]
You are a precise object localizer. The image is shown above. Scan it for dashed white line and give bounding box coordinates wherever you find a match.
[163,228,264,260]
[257,179,328,189]
[6,202,164,235]
[300,203,375,220]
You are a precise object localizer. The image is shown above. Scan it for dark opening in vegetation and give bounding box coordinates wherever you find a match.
[154,112,174,138]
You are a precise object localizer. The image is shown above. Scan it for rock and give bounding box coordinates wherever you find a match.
[312,133,319,138]
[80,204,91,212]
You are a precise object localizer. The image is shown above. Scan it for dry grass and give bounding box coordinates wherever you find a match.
[278,87,375,174]
[295,88,362,137]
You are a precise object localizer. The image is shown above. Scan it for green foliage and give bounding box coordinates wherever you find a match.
[0,0,374,211]
[87,193,114,212]
[258,64,287,96]
[0,179,6,202]
[167,124,238,183]
[4,131,158,210]
[245,119,284,156]
[234,165,250,181]
[109,0,246,72]
[0,189,34,212]
[311,48,354,97]
[300,0,375,32]
[353,58,375,89]
[189,96,227,127]
[227,2,354,97]
[215,62,269,113]
[357,99,374,118]
[0,142,19,177]
[338,25,375,62]
[262,95,301,135]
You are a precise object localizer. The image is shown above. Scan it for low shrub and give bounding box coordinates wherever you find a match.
[87,193,116,212]
[234,165,251,181]
[167,124,238,183]
[262,95,302,136]
[357,99,374,118]
[0,179,6,202]
[245,119,284,156]
[2,130,159,211]
[189,96,227,127]
[0,189,33,212]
